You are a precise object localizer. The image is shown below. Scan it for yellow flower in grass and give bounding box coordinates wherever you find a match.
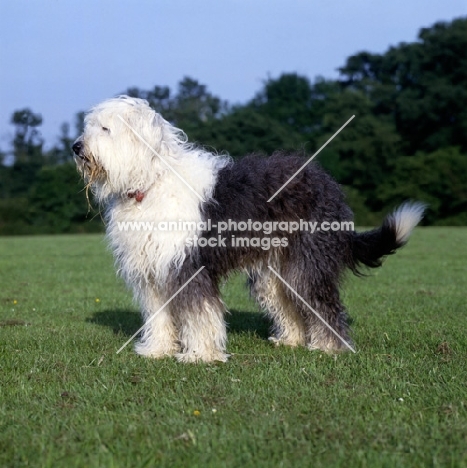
[95,298,100,303]
[193,410,201,416]
[13,300,18,305]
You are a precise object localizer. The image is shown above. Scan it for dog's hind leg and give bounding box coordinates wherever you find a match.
[267,252,352,353]
[134,285,179,358]
[284,277,353,353]
[249,270,306,347]
[303,293,353,353]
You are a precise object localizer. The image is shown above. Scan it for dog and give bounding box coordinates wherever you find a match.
[73,95,425,362]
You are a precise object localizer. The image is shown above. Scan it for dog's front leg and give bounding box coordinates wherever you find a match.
[170,276,229,363]
[134,284,179,358]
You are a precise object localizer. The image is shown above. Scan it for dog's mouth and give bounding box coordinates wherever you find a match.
[75,152,92,170]
[74,151,104,182]
[72,140,106,206]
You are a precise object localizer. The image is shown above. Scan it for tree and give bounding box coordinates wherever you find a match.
[377,147,467,224]
[191,105,305,157]
[249,74,342,145]
[27,163,102,233]
[172,77,227,134]
[251,73,314,133]
[127,85,174,119]
[339,17,467,154]
[126,77,227,132]
[315,88,401,210]
[11,109,44,165]
[394,18,467,153]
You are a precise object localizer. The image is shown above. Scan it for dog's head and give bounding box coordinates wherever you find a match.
[73,96,184,202]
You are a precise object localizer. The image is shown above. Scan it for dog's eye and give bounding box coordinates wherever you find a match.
[102,127,110,133]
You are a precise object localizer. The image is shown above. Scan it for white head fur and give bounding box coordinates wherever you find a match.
[76,96,216,203]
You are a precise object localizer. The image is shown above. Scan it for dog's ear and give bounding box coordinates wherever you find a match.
[113,103,159,149]
[124,105,156,132]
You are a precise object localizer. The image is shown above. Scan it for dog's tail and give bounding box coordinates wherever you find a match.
[351,201,426,273]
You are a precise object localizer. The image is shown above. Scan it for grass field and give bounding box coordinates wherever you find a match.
[0,229,466,467]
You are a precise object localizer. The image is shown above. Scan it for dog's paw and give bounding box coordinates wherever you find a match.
[306,341,353,353]
[175,351,230,363]
[268,336,282,347]
[268,336,303,347]
[134,340,178,359]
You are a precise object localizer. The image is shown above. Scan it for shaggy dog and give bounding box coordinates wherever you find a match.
[73,96,424,363]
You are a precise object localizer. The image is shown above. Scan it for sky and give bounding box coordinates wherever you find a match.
[0,0,466,151]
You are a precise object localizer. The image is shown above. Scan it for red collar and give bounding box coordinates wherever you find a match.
[127,190,145,202]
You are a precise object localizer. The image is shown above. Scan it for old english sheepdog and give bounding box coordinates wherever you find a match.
[73,96,425,363]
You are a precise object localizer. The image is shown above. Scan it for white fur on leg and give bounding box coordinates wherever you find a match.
[251,270,306,347]
[134,286,179,358]
[175,301,229,363]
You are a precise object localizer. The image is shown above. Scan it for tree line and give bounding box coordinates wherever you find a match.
[1,17,466,235]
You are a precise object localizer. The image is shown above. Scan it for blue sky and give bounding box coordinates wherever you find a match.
[1,0,466,151]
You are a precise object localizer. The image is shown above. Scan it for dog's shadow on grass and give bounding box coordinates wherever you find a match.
[86,309,142,337]
[227,309,270,339]
[86,308,270,339]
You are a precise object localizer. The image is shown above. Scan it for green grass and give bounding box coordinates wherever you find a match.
[0,229,466,468]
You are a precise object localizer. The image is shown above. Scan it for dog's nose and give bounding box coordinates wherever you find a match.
[72,141,83,155]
